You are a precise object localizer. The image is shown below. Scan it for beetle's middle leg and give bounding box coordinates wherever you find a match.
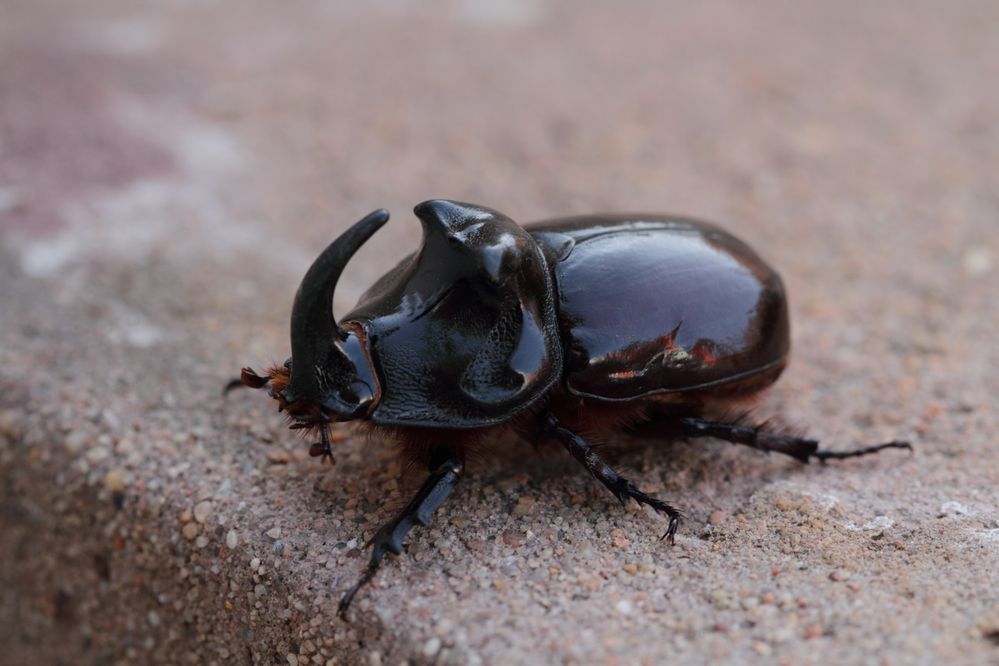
[641,415,911,464]
[337,447,463,619]
[541,412,681,543]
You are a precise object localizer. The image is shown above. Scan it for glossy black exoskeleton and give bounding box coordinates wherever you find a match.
[234,200,910,616]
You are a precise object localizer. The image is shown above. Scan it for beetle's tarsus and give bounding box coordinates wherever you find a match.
[308,425,337,465]
[671,416,817,462]
[337,567,376,620]
[542,412,683,543]
[812,440,912,463]
[337,451,463,620]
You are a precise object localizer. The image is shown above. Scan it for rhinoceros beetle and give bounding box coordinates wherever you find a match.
[233,199,910,616]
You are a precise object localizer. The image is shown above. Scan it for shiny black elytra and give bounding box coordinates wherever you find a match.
[233,199,910,617]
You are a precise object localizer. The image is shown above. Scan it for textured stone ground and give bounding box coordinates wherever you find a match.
[2,1,998,664]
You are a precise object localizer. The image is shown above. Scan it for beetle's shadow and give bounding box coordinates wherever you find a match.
[302,422,812,547]
[466,429,805,527]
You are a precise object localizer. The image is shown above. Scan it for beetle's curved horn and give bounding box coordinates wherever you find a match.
[287,209,389,400]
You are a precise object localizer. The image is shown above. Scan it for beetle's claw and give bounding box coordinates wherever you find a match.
[338,567,376,620]
[659,515,680,545]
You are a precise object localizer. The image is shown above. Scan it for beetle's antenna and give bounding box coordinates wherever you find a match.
[222,377,245,395]
[223,367,271,395]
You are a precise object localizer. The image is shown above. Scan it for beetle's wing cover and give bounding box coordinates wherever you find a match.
[529,215,790,400]
[343,200,563,427]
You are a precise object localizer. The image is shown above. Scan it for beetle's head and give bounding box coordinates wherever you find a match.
[238,209,388,429]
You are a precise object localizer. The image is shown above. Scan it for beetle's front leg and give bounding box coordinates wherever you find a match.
[542,413,682,543]
[337,448,463,619]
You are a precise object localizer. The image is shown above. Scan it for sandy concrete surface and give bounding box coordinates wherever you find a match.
[2,1,998,664]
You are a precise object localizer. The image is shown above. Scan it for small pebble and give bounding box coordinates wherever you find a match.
[105,469,126,492]
[101,409,121,430]
[962,247,993,276]
[512,496,536,516]
[502,530,525,547]
[286,654,298,666]
[939,501,973,517]
[752,641,770,656]
[829,570,851,582]
[0,410,22,439]
[0,186,23,213]
[193,501,213,524]
[708,510,727,525]
[250,557,261,571]
[266,527,282,539]
[65,430,89,452]
[182,523,200,540]
[422,637,441,658]
[267,446,291,464]
[710,590,732,610]
[226,530,238,549]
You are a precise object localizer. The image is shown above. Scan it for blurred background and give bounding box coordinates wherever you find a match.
[1,1,997,664]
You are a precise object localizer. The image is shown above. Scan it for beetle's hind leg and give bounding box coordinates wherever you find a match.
[648,415,911,464]
[337,448,463,619]
[541,413,682,543]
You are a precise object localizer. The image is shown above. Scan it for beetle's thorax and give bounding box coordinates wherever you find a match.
[341,199,564,428]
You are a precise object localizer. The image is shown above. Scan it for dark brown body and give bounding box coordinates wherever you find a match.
[333,205,791,430]
[529,215,790,405]
[234,200,908,617]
